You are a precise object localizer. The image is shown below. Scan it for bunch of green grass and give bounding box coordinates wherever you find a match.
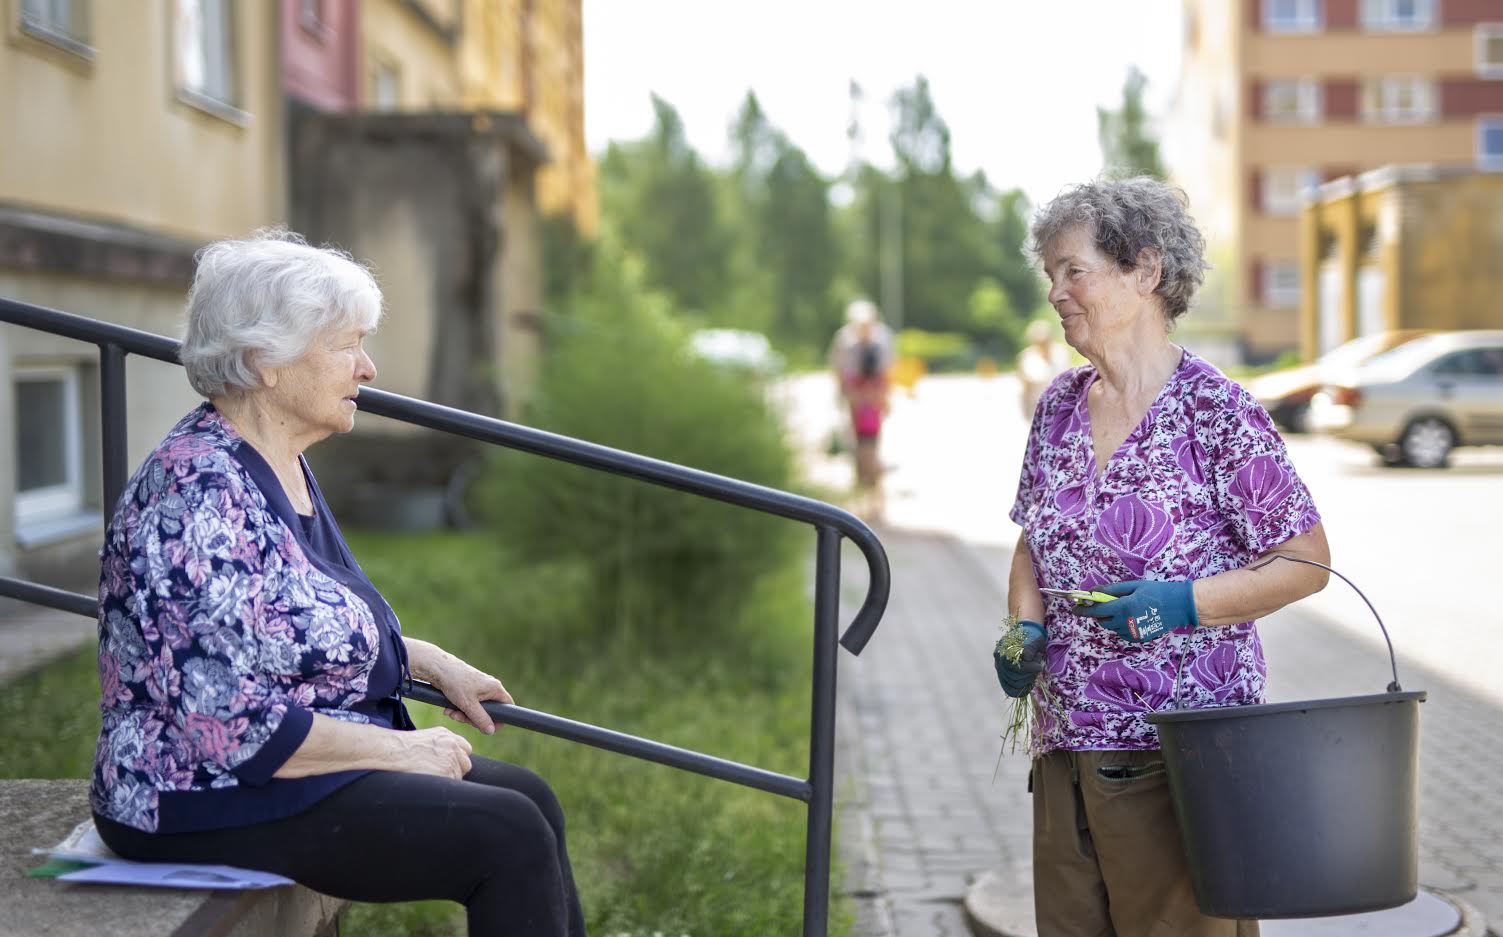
[994,616,1062,764]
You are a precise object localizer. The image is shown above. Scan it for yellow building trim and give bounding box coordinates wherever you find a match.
[1242,122,1477,165]
[1246,30,1476,76]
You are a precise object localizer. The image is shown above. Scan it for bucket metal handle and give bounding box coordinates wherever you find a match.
[1170,554,1403,711]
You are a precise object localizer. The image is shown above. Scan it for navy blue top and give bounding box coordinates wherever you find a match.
[149,442,414,834]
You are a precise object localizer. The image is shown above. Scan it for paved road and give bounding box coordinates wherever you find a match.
[774,371,1503,935]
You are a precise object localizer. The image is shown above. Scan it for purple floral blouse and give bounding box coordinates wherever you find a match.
[1010,350,1321,754]
[92,404,407,834]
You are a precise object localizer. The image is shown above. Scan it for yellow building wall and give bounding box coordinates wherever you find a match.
[1245,30,1474,75]
[360,0,462,109]
[456,0,595,234]
[0,0,285,242]
[1399,176,1503,332]
[1243,123,1478,166]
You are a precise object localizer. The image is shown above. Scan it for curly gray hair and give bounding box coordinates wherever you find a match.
[179,228,382,398]
[1029,177,1209,322]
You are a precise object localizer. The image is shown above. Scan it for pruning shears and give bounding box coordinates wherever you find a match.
[1039,587,1118,607]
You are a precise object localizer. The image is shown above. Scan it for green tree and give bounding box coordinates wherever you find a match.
[727,91,840,349]
[995,187,1043,323]
[599,95,733,313]
[877,77,996,336]
[1098,66,1166,180]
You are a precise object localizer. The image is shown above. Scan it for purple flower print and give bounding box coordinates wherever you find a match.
[1084,660,1174,711]
[1230,455,1295,526]
[1047,403,1083,447]
[1070,711,1107,730]
[1053,482,1088,516]
[1095,494,1175,576]
[1188,641,1241,703]
[1172,435,1208,485]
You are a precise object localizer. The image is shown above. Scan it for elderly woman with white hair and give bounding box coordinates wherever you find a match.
[993,179,1331,937]
[90,229,585,937]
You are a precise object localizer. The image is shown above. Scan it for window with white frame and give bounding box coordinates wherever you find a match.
[174,0,238,109]
[1263,260,1303,308]
[1262,167,1323,215]
[1478,118,1503,170]
[1361,0,1436,31]
[13,367,84,526]
[19,0,92,56]
[1477,25,1503,78]
[1263,0,1323,33]
[1262,79,1322,123]
[1361,77,1437,124]
[372,60,401,111]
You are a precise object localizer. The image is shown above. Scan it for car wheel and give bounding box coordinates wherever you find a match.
[1399,417,1455,468]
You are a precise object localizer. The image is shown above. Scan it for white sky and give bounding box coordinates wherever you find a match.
[582,1,1184,208]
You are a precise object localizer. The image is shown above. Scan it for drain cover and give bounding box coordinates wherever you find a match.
[1260,889,1464,937]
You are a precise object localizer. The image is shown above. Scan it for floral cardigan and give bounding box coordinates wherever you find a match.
[92,404,407,834]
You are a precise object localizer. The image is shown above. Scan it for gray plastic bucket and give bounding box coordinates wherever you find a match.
[1145,555,1427,919]
[1148,690,1425,918]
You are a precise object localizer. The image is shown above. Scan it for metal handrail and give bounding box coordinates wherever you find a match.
[0,295,890,936]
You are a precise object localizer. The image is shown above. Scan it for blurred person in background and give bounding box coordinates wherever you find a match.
[91,230,585,937]
[1016,318,1072,419]
[993,178,1329,937]
[829,299,894,520]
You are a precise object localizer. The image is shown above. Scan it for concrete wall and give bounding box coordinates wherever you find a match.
[288,108,546,516]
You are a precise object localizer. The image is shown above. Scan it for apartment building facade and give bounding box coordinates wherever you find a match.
[1,0,285,589]
[1174,0,1503,362]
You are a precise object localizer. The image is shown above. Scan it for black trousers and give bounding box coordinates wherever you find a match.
[94,756,586,937]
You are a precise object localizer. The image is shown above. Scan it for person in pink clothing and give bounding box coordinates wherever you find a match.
[994,178,1332,937]
[832,301,892,519]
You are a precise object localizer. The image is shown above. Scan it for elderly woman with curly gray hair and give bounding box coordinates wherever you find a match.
[90,230,586,937]
[993,178,1331,936]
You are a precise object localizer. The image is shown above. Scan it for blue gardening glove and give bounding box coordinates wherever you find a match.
[993,619,1047,698]
[1075,580,1199,642]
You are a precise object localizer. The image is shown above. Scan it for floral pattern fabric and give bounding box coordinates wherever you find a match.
[1010,350,1320,754]
[92,405,386,833]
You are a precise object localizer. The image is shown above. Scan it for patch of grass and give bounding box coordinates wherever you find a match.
[0,531,848,936]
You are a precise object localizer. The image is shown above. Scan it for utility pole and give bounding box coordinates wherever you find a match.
[880,180,903,331]
[850,79,903,331]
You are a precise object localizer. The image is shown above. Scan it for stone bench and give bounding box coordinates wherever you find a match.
[2,779,345,937]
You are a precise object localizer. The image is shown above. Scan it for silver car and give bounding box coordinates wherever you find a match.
[1307,330,1503,468]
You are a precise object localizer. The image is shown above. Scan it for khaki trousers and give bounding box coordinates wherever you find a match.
[1031,749,1259,937]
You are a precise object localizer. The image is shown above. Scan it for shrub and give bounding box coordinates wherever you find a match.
[472,248,799,640]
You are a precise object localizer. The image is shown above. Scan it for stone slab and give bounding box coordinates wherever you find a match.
[0,779,344,937]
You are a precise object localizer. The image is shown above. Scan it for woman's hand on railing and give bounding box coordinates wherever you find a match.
[406,637,514,735]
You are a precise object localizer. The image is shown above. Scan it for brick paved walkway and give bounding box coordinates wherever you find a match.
[835,528,1502,936]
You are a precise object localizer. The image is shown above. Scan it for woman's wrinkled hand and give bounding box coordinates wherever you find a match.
[430,654,514,736]
[395,726,474,779]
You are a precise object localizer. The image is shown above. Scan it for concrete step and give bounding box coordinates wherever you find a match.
[1,779,345,937]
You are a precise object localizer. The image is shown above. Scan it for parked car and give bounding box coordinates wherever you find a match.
[1307,330,1503,467]
[689,328,784,377]
[1245,330,1431,432]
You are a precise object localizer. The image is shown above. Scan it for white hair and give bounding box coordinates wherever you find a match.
[179,228,383,398]
[845,299,879,325]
